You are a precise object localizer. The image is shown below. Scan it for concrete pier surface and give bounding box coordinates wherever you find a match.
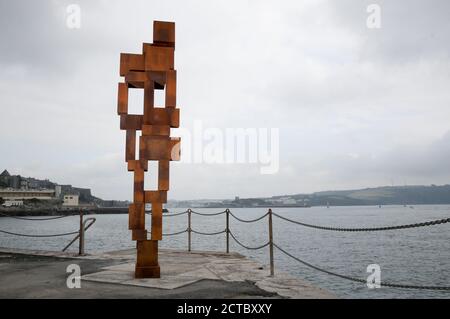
[0,248,335,299]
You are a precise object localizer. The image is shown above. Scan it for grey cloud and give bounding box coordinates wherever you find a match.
[321,131,450,186]
[1,0,450,200]
[329,0,450,63]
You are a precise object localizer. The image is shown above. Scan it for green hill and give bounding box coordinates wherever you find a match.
[289,185,450,206]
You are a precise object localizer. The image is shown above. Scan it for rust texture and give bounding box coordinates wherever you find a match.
[117,21,180,278]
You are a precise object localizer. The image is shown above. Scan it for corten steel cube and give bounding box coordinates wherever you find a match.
[117,21,180,278]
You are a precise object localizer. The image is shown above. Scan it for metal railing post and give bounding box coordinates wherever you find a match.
[226,209,230,253]
[268,209,274,276]
[79,209,84,256]
[188,209,192,252]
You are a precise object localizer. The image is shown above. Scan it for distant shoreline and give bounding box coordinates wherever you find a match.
[2,203,448,216]
[0,207,128,216]
[0,207,179,216]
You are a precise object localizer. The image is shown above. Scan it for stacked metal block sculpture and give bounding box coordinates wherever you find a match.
[117,21,180,278]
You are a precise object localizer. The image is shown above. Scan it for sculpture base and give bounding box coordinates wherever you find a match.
[135,265,160,278]
[135,239,160,278]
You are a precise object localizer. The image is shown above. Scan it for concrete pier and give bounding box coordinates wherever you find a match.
[0,248,334,299]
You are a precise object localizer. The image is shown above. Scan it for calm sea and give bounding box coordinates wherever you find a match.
[1,205,449,298]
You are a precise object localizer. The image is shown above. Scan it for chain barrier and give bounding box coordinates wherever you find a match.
[163,228,189,236]
[0,212,71,221]
[0,228,79,238]
[228,230,270,250]
[273,243,450,291]
[229,211,269,223]
[2,207,449,291]
[272,213,450,232]
[191,228,226,236]
[190,210,227,217]
[146,210,188,217]
[147,228,188,236]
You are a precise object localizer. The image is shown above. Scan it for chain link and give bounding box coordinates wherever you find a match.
[0,229,80,238]
[148,228,188,236]
[229,211,269,223]
[273,213,450,232]
[191,228,226,236]
[228,230,270,250]
[190,210,227,216]
[163,228,189,236]
[146,210,188,217]
[0,212,71,221]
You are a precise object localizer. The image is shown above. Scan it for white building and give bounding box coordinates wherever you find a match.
[63,194,79,207]
[0,189,55,200]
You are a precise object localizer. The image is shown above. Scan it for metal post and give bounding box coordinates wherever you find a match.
[226,209,230,253]
[79,209,84,256]
[188,209,192,252]
[268,209,274,276]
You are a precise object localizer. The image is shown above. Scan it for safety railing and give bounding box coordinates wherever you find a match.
[2,208,449,290]
[0,210,96,255]
[147,208,450,291]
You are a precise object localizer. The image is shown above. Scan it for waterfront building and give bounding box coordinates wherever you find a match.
[63,194,79,207]
[0,189,55,200]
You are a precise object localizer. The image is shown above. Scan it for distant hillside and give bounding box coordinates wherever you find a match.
[170,184,450,208]
[286,185,450,206]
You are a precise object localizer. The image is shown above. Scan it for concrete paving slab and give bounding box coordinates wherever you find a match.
[80,249,335,298]
[0,247,335,298]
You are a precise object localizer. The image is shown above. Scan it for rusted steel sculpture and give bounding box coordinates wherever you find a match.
[117,21,180,278]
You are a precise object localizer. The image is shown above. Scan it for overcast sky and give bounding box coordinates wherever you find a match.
[1,0,450,201]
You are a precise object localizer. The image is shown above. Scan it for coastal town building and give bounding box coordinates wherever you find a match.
[63,194,79,207]
[1,169,54,190]
[0,169,133,209]
[0,169,95,205]
[0,189,55,200]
